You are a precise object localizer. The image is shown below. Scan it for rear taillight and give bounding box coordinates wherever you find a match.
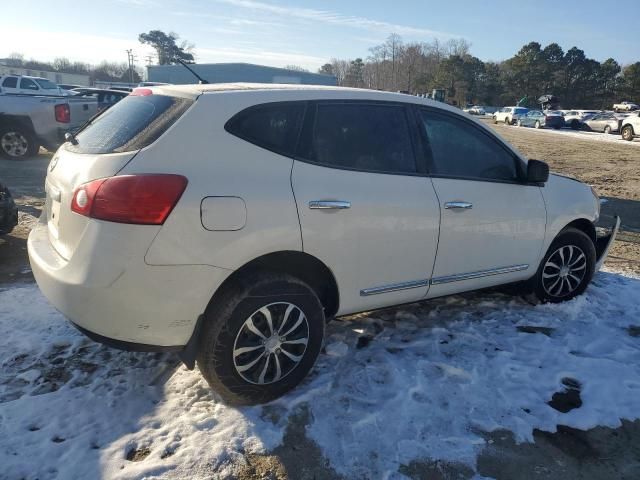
[55,104,70,123]
[71,174,188,225]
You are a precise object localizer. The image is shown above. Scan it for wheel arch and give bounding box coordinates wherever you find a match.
[0,114,36,134]
[561,217,596,243]
[208,250,340,319]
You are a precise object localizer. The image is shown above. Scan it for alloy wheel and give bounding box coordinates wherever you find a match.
[1,132,28,157]
[232,302,309,385]
[542,245,587,298]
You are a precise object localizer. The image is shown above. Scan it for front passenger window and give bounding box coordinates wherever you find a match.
[420,110,518,181]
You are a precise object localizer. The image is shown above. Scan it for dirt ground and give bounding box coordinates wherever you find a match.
[1,133,640,479]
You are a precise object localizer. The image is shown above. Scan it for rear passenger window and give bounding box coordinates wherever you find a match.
[225,102,305,157]
[2,77,17,88]
[420,109,518,181]
[302,103,416,174]
[20,78,39,90]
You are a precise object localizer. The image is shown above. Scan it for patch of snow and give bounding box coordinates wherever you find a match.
[1,269,640,478]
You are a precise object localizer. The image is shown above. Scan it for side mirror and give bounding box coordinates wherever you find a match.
[527,159,549,184]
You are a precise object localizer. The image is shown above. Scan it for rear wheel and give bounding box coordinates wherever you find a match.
[197,272,325,405]
[533,228,596,303]
[621,125,634,141]
[0,126,39,159]
[570,120,580,130]
[534,120,541,129]
[517,119,522,127]
[505,117,511,125]
[604,125,611,134]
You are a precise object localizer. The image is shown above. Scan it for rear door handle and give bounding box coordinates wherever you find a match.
[309,200,351,210]
[444,201,473,210]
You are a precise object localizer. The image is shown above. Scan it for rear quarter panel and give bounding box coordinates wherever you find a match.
[129,93,303,270]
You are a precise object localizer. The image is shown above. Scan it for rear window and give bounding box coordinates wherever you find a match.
[2,77,17,88]
[66,94,193,154]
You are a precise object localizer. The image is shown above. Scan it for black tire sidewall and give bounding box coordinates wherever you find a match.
[197,273,325,405]
[0,125,38,159]
[534,228,596,303]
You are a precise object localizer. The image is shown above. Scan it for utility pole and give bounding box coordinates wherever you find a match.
[125,49,137,85]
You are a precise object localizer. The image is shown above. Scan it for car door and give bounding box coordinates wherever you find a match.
[19,77,40,95]
[292,100,441,315]
[416,107,547,298]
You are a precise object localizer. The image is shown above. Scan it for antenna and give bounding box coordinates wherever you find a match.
[176,59,209,84]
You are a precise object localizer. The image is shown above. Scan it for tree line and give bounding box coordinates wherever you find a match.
[318,35,640,109]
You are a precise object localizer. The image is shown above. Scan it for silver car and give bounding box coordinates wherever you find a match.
[581,113,622,134]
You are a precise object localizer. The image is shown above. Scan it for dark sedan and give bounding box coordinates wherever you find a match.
[516,110,565,129]
[581,113,622,134]
[0,182,18,235]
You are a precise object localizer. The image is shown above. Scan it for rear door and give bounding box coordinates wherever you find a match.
[417,107,546,298]
[292,101,440,315]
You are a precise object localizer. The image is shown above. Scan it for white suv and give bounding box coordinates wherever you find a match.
[28,84,619,405]
[493,106,528,125]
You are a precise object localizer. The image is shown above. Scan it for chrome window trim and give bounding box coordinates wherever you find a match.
[431,264,529,285]
[360,279,430,296]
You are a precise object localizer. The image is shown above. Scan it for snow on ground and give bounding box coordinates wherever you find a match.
[1,270,640,479]
[501,123,640,145]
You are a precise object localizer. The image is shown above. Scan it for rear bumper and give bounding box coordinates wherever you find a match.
[595,216,620,271]
[28,218,231,347]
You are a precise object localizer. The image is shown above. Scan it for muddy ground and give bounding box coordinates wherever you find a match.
[1,129,639,479]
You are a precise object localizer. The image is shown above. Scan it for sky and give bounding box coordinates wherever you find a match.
[1,0,639,72]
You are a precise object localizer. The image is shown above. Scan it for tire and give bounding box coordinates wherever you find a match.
[493,116,498,124]
[505,117,511,125]
[621,125,634,141]
[196,272,325,405]
[570,120,580,130]
[0,125,39,159]
[604,125,611,134]
[517,119,522,127]
[534,121,541,129]
[533,228,596,303]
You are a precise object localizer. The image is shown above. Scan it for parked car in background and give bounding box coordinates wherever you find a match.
[581,112,622,134]
[517,110,565,129]
[493,106,528,125]
[563,110,600,130]
[0,75,68,96]
[28,84,619,405]
[58,84,84,91]
[71,88,128,112]
[613,101,639,112]
[463,105,486,115]
[620,111,640,141]
[0,181,18,235]
[0,93,98,158]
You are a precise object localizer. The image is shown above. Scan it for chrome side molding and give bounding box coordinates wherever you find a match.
[360,278,430,296]
[431,264,529,285]
[360,264,530,296]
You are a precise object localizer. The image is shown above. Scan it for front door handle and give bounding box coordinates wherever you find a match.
[444,201,473,210]
[309,200,351,210]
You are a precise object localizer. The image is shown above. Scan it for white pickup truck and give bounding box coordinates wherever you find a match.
[0,93,98,158]
[620,111,640,141]
[613,101,639,112]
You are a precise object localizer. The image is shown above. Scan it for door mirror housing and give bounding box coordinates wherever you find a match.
[527,159,549,184]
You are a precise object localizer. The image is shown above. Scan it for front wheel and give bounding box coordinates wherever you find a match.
[197,272,325,405]
[604,125,611,134]
[534,121,541,129]
[621,125,634,141]
[533,228,596,303]
[517,119,522,127]
[505,117,511,125]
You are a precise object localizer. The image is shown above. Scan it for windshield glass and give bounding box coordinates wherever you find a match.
[34,78,58,89]
[65,94,193,154]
